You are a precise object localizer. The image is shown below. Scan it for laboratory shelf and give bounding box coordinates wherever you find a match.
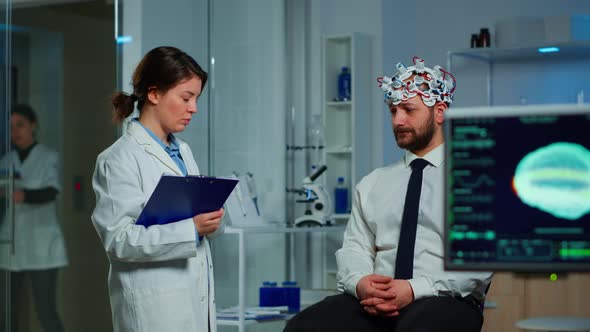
[326,101,352,107]
[331,213,350,220]
[218,319,258,327]
[218,314,297,327]
[447,40,590,106]
[325,146,352,154]
[224,224,346,234]
[447,40,590,63]
[322,32,370,222]
[219,224,346,331]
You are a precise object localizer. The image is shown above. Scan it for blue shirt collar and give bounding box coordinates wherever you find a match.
[132,118,180,155]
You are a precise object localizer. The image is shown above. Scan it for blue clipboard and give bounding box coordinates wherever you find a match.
[136,175,239,227]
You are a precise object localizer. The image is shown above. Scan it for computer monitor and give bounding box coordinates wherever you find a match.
[444,104,590,272]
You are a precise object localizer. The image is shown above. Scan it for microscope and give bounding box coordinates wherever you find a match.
[294,165,332,227]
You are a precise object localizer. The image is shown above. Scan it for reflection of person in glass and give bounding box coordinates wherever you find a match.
[0,104,68,332]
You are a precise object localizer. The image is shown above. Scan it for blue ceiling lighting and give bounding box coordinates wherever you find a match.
[538,47,560,53]
[116,35,133,44]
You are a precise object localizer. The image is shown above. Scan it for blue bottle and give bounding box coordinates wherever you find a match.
[334,177,349,214]
[337,66,351,101]
[281,281,301,313]
[259,281,279,307]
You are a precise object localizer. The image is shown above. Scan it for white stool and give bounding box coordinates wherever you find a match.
[516,316,590,332]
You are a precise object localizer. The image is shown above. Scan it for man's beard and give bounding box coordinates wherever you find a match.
[393,111,435,152]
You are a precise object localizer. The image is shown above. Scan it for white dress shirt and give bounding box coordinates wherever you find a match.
[336,143,492,303]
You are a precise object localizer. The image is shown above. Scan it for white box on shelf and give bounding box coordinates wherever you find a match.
[495,15,590,48]
[545,15,590,43]
[494,16,545,48]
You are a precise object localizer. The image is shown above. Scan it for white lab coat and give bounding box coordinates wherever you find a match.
[0,144,68,271]
[91,121,221,332]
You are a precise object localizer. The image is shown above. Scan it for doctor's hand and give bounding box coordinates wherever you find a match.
[12,190,24,204]
[193,208,224,236]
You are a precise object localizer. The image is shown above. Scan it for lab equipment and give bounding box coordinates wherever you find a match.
[470,33,480,48]
[378,56,456,107]
[217,306,287,321]
[479,28,491,47]
[281,281,301,313]
[225,173,264,227]
[245,172,260,215]
[259,281,281,307]
[294,165,332,227]
[258,281,300,313]
[337,66,351,101]
[308,114,325,167]
[230,171,246,217]
[334,176,349,214]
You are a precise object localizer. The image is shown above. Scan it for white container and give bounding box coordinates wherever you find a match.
[495,15,590,48]
[544,15,590,43]
[494,16,545,48]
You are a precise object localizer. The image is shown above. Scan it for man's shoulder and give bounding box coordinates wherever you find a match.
[357,159,405,188]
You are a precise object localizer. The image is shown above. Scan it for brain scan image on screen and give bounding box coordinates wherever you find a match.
[513,142,590,220]
[446,106,590,271]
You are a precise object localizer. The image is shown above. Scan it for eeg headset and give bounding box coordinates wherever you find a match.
[378,57,456,107]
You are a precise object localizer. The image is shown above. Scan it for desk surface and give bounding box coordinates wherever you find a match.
[516,317,590,331]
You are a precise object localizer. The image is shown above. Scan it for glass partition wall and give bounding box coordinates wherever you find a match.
[1,2,12,331]
[116,1,289,331]
[115,1,330,331]
[2,1,116,331]
[208,1,287,331]
[0,0,302,331]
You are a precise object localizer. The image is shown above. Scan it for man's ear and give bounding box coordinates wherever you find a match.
[146,87,159,105]
[434,102,448,125]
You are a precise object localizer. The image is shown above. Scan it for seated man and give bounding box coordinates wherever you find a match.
[285,57,492,332]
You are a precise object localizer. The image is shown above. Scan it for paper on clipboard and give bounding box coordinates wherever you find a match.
[136,175,238,227]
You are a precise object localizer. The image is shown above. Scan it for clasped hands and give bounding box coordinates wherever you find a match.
[356,274,414,317]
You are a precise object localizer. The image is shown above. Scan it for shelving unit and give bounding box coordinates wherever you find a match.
[217,225,346,332]
[447,41,590,106]
[319,33,371,290]
[321,32,371,216]
[448,41,590,62]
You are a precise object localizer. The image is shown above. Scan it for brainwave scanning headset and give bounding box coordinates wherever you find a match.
[377,57,456,107]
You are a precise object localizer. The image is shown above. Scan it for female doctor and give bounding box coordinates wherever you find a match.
[91,46,223,332]
[0,104,67,332]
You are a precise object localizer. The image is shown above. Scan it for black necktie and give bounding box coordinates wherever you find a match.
[395,158,430,279]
